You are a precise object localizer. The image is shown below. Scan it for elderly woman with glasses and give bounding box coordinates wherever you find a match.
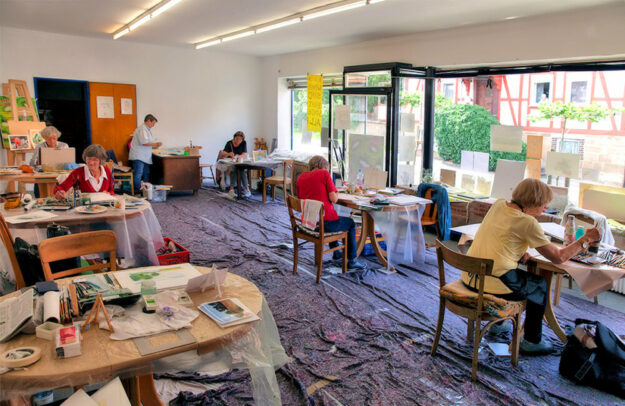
[29,126,69,166]
[53,144,114,199]
[462,178,600,355]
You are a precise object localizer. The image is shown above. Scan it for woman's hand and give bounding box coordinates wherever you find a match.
[55,189,67,200]
[584,227,601,243]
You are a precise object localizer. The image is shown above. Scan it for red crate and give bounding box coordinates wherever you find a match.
[157,238,190,265]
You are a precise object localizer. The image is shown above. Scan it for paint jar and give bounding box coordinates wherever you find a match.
[32,390,54,405]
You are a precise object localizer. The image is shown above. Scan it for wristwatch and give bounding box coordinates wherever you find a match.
[581,240,589,250]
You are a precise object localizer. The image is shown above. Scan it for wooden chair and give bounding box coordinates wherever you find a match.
[38,230,117,281]
[421,187,440,247]
[431,240,525,381]
[553,212,598,305]
[263,160,294,205]
[0,213,25,290]
[106,150,135,195]
[199,163,215,186]
[286,196,347,283]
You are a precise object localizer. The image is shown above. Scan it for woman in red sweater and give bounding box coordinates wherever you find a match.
[54,144,114,199]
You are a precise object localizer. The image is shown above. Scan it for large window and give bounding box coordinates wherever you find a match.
[291,87,341,152]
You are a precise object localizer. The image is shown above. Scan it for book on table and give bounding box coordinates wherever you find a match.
[377,187,404,196]
[0,288,34,342]
[198,298,260,328]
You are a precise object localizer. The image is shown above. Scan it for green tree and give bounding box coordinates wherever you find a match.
[434,103,526,171]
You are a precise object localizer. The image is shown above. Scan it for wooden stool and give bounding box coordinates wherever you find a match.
[200,164,215,186]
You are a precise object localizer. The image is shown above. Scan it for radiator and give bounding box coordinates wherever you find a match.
[612,279,625,295]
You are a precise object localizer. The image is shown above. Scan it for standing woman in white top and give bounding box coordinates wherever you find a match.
[129,114,162,194]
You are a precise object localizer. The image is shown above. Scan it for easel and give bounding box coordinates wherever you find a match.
[2,80,41,166]
[80,293,115,333]
[7,80,38,122]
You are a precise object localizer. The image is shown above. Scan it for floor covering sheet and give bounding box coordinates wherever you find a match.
[152,188,625,405]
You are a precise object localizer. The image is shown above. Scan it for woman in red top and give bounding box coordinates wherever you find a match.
[54,144,114,199]
[296,155,366,270]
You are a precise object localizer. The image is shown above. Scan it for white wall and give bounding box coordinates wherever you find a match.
[261,2,625,147]
[0,26,263,165]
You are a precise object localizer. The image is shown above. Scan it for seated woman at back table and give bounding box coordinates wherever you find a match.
[53,144,114,199]
[218,131,252,198]
[296,155,366,270]
[462,178,600,354]
[29,126,69,166]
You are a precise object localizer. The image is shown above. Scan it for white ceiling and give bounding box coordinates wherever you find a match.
[0,0,619,57]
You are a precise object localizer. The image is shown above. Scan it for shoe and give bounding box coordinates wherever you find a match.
[489,320,513,335]
[347,259,366,270]
[244,189,252,198]
[332,249,344,260]
[520,338,554,355]
[227,189,236,199]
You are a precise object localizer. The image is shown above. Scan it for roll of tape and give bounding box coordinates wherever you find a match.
[0,347,41,368]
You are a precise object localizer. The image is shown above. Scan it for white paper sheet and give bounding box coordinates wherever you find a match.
[490,159,526,200]
[61,389,97,406]
[301,119,312,144]
[120,98,133,115]
[186,266,228,293]
[490,125,522,153]
[546,151,580,179]
[112,263,201,294]
[4,210,58,224]
[398,136,417,162]
[334,105,351,130]
[96,96,114,119]
[91,377,131,406]
[461,150,474,171]
[461,174,475,192]
[400,112,416,133]
[473,151,490,173]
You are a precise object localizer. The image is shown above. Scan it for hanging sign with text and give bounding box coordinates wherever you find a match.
[306,74,323,133]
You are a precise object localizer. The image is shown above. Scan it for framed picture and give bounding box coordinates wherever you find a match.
[252,149,268,162]
[9,134,32,150]
[30,128,44,146]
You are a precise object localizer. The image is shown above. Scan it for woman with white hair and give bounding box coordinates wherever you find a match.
[29,126,69,166]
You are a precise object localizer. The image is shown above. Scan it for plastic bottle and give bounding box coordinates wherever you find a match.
[565,215,576,245]
[575,226,585,241]
[356,169,365,189]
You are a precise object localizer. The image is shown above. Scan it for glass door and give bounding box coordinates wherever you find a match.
[328,89,392,184]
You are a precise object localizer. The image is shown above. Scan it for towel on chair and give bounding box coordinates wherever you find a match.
[301,199,323,230]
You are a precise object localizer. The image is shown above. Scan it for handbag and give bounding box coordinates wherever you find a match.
[559,318,625,398]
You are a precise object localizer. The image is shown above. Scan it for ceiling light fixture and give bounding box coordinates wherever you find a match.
[194,0,384,50]
[112,0,184,40]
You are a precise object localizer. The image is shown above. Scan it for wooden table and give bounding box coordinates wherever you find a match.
[451,223,625,342]
[218,160,281,199]
[0,269,263,403]
[0,172,65,197]
[151,154,201,194]
[3,201,164,267]
[336,194,430,269]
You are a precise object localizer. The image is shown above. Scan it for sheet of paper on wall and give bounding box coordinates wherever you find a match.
[526,135,543,159]
[398,136,417,162]
[301,119,312,144]
[120,98,133,115]
[320,127,329,147]
[476,176,492,196]
[461,150,474,171]
[490,159,526,200]
[490,124,522,153]
[334,105,351,130]
[400,112,416,133]
[96,96,114,119]
[546,151,580,179]
[440,169,456,187]
[397,164,414,186]
[473,151,490,173]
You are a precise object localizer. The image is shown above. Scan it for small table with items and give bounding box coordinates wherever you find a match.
[217,159,282,199]
[336,192,431,270]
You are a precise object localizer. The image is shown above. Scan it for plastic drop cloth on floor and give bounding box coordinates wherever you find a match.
[151,189,625,405]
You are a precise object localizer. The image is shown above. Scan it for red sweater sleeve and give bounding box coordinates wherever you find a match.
[54,168,83,194]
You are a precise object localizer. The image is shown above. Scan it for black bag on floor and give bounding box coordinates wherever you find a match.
[559,319,625,398]
[13,237,45,286]
[46,224,81,274]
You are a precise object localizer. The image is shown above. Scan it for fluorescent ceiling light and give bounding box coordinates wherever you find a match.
[302,0,366,21]
[222,31,255,42]
[113,28,130,40]
[195,39,222,49]
[368,0,385,3]
[113,0,184,39]
[256,18,301,33]
[152,0,182,17]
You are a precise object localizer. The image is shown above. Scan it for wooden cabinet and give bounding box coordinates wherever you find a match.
[151,154,200,194]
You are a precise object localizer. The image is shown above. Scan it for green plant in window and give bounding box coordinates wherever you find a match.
[434,103,526,171]
[529,101,611,152]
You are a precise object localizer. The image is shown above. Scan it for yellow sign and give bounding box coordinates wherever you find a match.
[306,74,323,133]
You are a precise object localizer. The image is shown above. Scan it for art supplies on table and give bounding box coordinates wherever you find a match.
[570,252,607,265]
[198,297,259,328]
[377,187,404,196]
[112,263,201,294]
[4,210,57,224]
[73,274,140,312]
[133,329,196,356]
[599,250,625,268]
[55,325,81,358]
[35,281,58,294]
[387,194,430,206]
[0,288,34,342]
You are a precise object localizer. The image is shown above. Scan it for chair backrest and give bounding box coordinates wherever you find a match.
[38,230,117,281]
[286,195,325,236]
[283,160,294,177]
[435,239,494,312]
[421,188,438,223]
[0,214,25,290]
[104,160,114,173]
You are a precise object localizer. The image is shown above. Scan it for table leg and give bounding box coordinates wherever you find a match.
[540,269,567,342]
[355,212,368,257]
[236,168,242,199]
[38,182,55,198]
[363,212,390,269]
